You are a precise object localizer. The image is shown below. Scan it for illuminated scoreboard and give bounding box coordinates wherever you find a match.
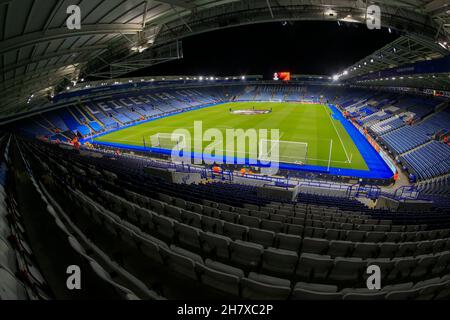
[273,72,291,82]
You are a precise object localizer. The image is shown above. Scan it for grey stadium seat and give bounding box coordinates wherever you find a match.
[196,259,244,296]
[153,214,176,242]
[164,205,182,221]
[415,241,434,256]
[161,245,203,280]
[185,202,203,215]
[414,278,446,300]
[135,234,166,265]
[248,228,275,248]
[173,197,187,209]
[385,232,403,243]
[431,251,450,275]
[324,229,340,241]
[262,247,298,276]
[149,199,165,215]
[174,222,202,251]
[328,240,353,258]
[239,215,260,228]
[223,222,248,241]
[230,240,264,268]
[342,289,386,300]
[296,253,333,280]
[261,219,283,233]
[201,216,224,234]
[219,210,238,223]
[396,242,417,257]
[346,230,366,242]
[301,237,329,255]
[410,254,437,279]
[276,233,302,252]
[352,242,378,259]
[385,287,421,300]
[285,224,303,236]
[241,273,291,300]
[365,232,385,243]
[378,242,398,259]
[203,206,220,218]
[180,209,202,228]
[200,232,231,260]
[393,257,417,280]
[0,265,28,300]
[135,207,156,232]
[292,282,342,300]
[0,237,16,273]
[366,258,395,282]
[329,257,365,283]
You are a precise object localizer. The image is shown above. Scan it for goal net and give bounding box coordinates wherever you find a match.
[150,133,187,150]
[258,139,308,165]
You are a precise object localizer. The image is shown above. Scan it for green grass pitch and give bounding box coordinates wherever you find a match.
[95,102,369,171]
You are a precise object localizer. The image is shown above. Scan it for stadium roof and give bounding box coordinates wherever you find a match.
[1,0,449,118]
[338,35,449,78]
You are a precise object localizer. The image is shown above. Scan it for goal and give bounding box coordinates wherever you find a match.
[258,139,308,164]
[150,132,187,150]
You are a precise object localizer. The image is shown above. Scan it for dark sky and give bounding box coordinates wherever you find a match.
[135,21,399,79]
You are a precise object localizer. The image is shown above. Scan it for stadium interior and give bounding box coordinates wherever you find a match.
[1,0,450,305]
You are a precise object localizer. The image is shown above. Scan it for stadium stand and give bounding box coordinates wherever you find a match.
[3,132,447,300]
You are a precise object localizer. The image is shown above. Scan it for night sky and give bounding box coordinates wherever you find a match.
[136,21,399,79]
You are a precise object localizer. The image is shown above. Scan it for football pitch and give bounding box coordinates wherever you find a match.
[94,102,369,171]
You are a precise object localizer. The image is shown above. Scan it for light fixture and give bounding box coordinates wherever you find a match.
[438,41,448,49]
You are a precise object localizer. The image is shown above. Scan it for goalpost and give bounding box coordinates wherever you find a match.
[150,132,187,149]
[258,139,308,165]
[259,138,335,169]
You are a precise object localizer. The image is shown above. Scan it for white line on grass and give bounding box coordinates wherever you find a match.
[323,105,351,163]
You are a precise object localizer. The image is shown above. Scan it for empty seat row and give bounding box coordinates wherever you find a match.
[125,190,442,244]
[89,188,450,287]
[293,276,450,300]
[97,190,450,261]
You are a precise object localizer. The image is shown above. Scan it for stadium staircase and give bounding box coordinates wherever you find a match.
[129,107,146,119]
[82,105,106,128]
[75,105,100,130]
[68,108,100,137]
[103,109,124,127]
[69,108,93,133]
[32,119,71,141]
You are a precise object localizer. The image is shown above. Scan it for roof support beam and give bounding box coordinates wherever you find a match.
[0,24,142,54]
[0,45,107,74]
[155,0,194,10]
